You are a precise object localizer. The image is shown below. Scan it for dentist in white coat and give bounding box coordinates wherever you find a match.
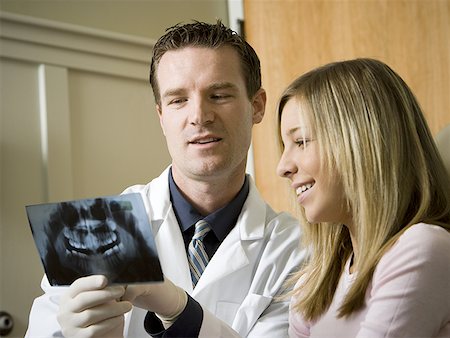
[25,20,304,338]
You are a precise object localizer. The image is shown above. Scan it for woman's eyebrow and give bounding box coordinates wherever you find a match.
[287,126,308,136]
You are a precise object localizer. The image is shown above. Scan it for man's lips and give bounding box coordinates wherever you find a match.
[189,136,222,144]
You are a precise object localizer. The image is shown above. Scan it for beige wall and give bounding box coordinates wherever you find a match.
[0,2,228,337]
[0,0,229,38]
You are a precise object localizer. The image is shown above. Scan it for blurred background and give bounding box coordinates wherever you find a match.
[1,1,449,337]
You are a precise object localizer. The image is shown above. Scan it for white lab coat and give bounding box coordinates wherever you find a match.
[25,168,304,337]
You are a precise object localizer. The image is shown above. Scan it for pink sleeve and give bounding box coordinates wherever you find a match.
[288,277,311,337]
[357,224,450,337]
[288,305,310,337]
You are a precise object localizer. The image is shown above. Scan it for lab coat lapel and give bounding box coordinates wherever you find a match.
[153,208,193,293]
[193,177,266,294]
[193,225,249,294]
[148,168,193,292]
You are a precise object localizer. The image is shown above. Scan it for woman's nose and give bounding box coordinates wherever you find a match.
[277,150,297,179]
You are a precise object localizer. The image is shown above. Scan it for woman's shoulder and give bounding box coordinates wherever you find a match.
[366,223,450,338]
[398,223,450,249]
[376,223,450,277]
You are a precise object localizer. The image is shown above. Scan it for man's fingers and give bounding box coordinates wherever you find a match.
[67,286,126,313]
[85,315,126,338]
[120,284,142,303]
[58,300,131,337]
[57,276,131,338]
[75,301,132,327]
[67,275,108,298]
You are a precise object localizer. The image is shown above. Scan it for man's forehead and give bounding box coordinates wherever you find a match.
[157,47,246,95]
[160,45,239,58]
[157,46,242,74]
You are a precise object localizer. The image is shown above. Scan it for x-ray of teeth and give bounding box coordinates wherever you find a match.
[26,193,163,286]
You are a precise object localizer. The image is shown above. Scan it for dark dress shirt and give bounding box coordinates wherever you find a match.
[144,168,249,337]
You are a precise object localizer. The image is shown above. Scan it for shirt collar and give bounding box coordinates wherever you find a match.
[168,168,249,242]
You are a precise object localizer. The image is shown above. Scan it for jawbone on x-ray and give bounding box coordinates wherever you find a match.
[26,193,163,286]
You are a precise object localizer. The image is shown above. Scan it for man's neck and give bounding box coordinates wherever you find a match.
[171,168,246,216]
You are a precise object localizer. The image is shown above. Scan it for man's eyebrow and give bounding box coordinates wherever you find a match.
[208,82,239,91]
[161,88,185,99]
[161,82,239,99]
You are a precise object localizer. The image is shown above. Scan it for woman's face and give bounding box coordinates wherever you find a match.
[277,98,351,225]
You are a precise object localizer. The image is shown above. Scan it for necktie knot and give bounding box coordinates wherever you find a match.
[193,219,211,240]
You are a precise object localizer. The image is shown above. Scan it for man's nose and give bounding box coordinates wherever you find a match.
[189,98,214,125]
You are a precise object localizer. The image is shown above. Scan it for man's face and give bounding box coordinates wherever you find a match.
[156,46,265,182]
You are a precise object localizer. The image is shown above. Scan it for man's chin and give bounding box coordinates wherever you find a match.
[188,162,229,177]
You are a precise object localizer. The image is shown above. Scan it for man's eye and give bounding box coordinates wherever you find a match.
[211,94,230,100]
[169,98,187,105]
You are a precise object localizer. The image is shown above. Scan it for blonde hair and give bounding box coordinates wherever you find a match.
[277,58,450,320]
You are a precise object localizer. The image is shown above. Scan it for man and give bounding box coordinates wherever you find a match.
[26,20,303,337]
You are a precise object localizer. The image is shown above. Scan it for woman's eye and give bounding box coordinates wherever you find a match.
[295,139,309,148]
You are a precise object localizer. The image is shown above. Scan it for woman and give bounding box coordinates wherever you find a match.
[277,58,450,337]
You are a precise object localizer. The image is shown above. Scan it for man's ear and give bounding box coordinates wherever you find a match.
[252,88,266,124]
[157,105,166,136]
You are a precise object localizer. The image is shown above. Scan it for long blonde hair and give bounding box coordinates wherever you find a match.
[278,58,450,321]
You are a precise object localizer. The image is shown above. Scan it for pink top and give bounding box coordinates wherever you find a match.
[289,223,450,337]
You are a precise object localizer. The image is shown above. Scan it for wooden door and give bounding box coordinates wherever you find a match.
[244,0,450,215]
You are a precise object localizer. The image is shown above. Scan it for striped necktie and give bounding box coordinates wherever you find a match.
[188,219,211,287]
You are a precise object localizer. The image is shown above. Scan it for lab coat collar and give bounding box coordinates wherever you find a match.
[150,167,266,241]
[237,175,267,241]
[149,167,267,294]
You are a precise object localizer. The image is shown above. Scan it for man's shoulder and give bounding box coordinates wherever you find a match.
[246,176,299,229]
[121,168,169,194]
[255,200,301,246]
[263,201,299,229]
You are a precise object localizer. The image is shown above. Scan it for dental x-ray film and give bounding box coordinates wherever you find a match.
[26,193,163,286]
